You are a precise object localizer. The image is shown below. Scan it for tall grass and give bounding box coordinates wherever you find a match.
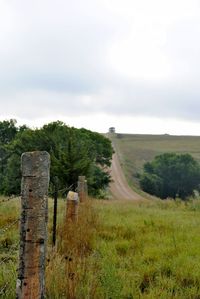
[46,199,99,298]
[1,196,200,298]
[0,197,19,298]
[94,199,200,299]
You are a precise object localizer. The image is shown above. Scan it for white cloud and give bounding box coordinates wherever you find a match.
[0,0,200,134]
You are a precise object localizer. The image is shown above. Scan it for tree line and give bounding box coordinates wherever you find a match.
[0,119,113,196]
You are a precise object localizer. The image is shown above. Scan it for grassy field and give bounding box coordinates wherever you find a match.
[110,133,200,191]
[1,196,200,298]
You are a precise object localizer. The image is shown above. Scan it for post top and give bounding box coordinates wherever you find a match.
[78,176,85,182]
[21,151,50,177]
[67,191,79,202]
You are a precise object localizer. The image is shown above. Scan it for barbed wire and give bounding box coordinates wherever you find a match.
[0,243,18,296]
[1,183,77,201]
[0,194,21,203]
[0,218,19,236]
[7,194,21,201]
[0,241,19,267]
[58,183,75,194]
[48,183,76,196]
[0,282,9,296]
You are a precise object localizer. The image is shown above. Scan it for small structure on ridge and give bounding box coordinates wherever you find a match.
[109,127,116,133]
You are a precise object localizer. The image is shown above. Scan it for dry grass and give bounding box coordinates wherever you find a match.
[46,199,100,299]
[0,197,20,298]
[2,196,200,298]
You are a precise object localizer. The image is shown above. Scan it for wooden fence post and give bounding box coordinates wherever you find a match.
[78,176,86,203]
[66,191,79,223]
[16,151,50,299]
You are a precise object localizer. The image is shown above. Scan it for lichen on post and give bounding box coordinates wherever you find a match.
[16,151,50,299]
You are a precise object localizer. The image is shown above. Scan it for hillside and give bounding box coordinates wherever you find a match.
[109,133,200,191]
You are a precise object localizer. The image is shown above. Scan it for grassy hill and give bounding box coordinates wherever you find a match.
[110,133,200,191]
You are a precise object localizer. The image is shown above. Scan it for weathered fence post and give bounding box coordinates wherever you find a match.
[66,191,79,223]
[65,191,78,299]
[78,176,86,203]
[16,151,50,299]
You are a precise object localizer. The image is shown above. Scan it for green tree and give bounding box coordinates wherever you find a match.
[140,153,200,199]
[0,119,20,193]
[0,119,18,144]
[1,121,113,196]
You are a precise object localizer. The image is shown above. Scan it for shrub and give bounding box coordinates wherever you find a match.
[140,153,200,199]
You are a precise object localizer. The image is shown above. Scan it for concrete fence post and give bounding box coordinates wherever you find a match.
[66,191,79,223]
[78,176,86,203]
[16,151,50,299]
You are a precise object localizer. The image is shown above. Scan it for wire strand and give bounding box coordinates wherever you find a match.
[0,282,9,296]
[48,183,75,196]
[0,219,19,236]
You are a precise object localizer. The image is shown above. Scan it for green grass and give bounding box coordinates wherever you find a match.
[0,197,20,298]
[1,196,200,298]
[95,199,200,298]
[0,197,66,298]
[110,133,200,191]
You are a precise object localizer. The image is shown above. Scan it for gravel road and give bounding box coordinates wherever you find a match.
[109,152,143,200]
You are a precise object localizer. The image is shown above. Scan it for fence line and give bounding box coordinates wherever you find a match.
[0,282,10,296]
[65,177,88,222]
[0,150,89,298]
[0,218,19,236]
[56,183,75,195]
[7,194,21,201]
[0,241,20,267]
[66,191,79,223]
[0,237,18,296]
[0,216,20,296]
[48,183,75,197]
[0,194,21,203]
[51,182,75,247]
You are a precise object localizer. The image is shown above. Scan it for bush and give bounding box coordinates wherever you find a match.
[140,153,200,199]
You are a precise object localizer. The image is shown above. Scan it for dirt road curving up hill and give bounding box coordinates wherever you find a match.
[109,152,144,200]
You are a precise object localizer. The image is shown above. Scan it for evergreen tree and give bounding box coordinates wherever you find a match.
[0,120,113,196]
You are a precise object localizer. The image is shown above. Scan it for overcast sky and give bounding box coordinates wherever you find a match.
[1,0,200,134]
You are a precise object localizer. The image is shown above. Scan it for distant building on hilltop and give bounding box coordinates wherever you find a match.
[109,127,116,133]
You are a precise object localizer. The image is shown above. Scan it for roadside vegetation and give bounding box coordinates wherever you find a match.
[1,196,200,298]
